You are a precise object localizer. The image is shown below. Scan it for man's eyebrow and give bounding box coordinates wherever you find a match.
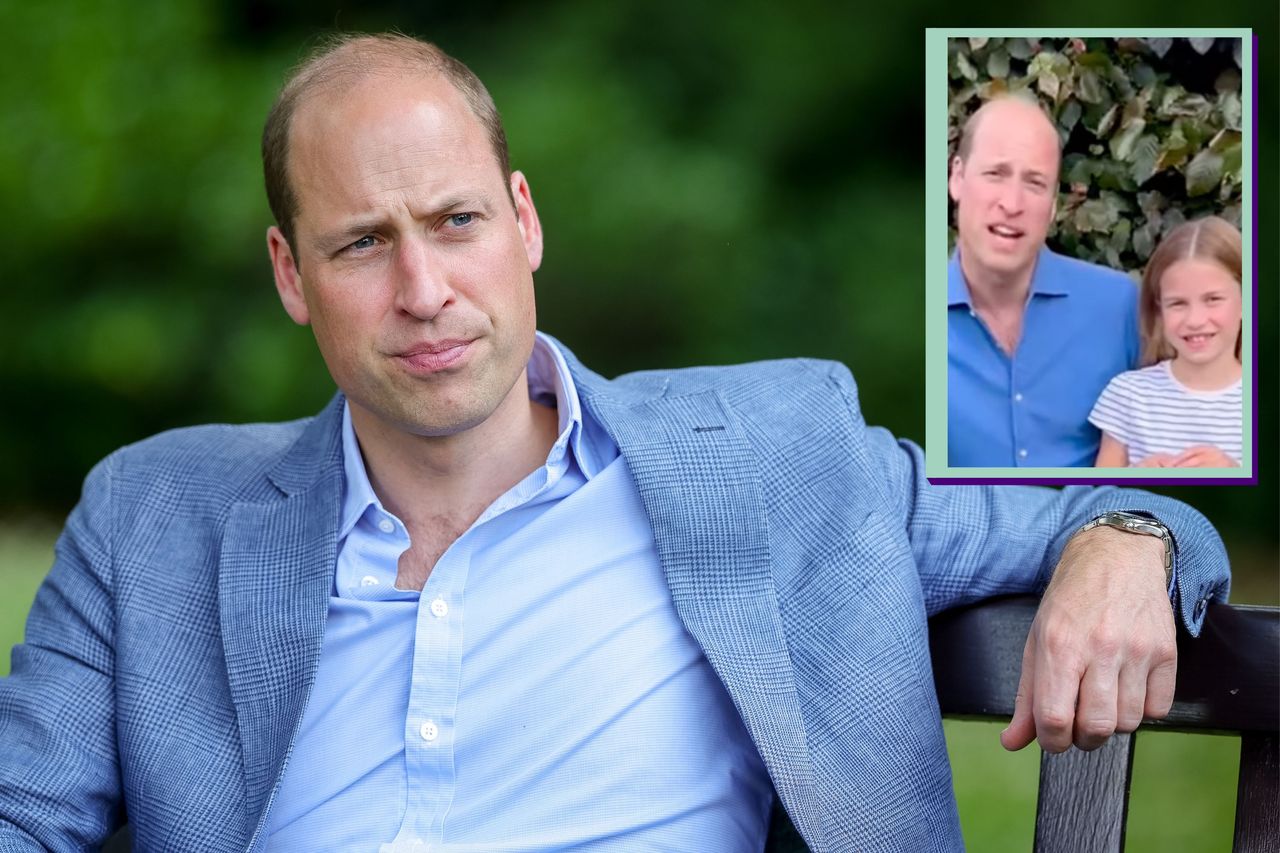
[312,220,386,253]
[310,195,499,253]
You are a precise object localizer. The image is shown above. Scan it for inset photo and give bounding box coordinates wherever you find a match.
[924,30,1254,484]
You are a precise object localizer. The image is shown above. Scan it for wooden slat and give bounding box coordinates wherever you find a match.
[1232,732,1280,852]
[1033,733,1135,853]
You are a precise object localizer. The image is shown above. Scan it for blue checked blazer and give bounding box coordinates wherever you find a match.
[0,345,1230,852]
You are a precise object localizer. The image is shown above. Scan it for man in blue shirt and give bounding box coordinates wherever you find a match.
[948,96,1139,468]
[0,35,1227,852]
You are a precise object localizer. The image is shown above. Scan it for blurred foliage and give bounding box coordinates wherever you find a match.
[0,1,1275,585]
[947,36,1243,270]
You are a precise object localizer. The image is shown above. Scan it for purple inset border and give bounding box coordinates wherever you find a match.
[933,32,1261,489]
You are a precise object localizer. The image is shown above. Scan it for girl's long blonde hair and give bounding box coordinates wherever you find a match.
[1139,216,1243,366]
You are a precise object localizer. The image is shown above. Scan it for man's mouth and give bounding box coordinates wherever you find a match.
[393,339,473,373]
[988,224,1024,240]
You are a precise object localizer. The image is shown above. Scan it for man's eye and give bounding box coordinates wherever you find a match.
[349,235,377,251]
[448,213,474,227]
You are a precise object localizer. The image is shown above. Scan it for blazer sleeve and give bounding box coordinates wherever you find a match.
[0,455,124,850]
[823,362,1231,636]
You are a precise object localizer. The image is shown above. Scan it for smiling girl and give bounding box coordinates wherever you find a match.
[1089,216,1243,468]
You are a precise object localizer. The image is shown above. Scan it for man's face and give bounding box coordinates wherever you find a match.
[268,73,543,439]
[948,102,1060,284]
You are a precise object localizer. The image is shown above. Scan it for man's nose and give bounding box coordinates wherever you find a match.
[997,182,1024,214]
[393,239,453,320]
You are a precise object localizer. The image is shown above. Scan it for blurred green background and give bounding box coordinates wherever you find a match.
[1,1,1275,849]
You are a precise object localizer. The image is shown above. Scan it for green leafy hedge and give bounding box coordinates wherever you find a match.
[947,36,1244,273]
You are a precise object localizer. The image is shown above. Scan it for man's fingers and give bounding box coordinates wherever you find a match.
[1144,655,1178,719]
[1115,661,1148,733]
[1001,635,1038,751]
[1032,632,1081,754]
[1001,674,1037,751]
[1072,659,1120,750]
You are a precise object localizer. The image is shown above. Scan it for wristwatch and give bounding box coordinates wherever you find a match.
[1076,511,1174,587]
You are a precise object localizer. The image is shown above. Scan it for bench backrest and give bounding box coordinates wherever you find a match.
[767,596,1280,852]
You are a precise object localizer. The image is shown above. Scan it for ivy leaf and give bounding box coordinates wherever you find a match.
[1076,67,1105,104]
[1233,38,1242,68]
[1038,71,1060,101]
[978,79,1008,99]
[1187,37,1216,55]
[1185,148,1224,197]
[1131,63,1157,88]
[1162,207,1187,235]
[987,48,1010,80]
[1063,153,1096,185]
[1074,198,1118,233]
[1129,134,1160,185]
[1088,103,1119,138]
[1215,67,1242,94]
[1133,220,1158,260]
[1211,129,1244,181]
[1059,98,1082,133]
[1007,38,1036,60]
[969,37,989,51]
[1154,126,1192,173]
[1110,118,1146,160]
[955,49,977,82]
[1218,91,1242,129]
[1145,38,1173,58]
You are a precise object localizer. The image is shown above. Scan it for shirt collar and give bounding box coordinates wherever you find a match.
[338,332,603,540]
[948,245,1070,307]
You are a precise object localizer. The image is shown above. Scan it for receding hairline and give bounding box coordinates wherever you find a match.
[262,33,512,252]
[956,94,1062,165]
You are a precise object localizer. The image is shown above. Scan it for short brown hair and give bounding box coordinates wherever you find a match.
[262,32,511,252]
[1139,216,1243,366]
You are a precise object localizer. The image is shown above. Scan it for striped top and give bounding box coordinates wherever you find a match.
[1089,360,1243,464]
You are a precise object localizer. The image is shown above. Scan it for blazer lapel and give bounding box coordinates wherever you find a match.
[581,375,826,850]
[218,397,345,843]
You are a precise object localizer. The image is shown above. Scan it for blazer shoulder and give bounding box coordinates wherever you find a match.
[100,417,315,503]
[611,357,858,400]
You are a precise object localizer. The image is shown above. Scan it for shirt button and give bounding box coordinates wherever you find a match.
[361,575,379,587]
[420,720,439,742]
[1018,449,1028,459]
[430,598,449,618]
[377,517,395,534]
[1014,393,1023,402]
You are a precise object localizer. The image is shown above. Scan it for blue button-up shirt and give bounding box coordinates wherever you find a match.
[266,334,772,851]
[948,247,1140,468]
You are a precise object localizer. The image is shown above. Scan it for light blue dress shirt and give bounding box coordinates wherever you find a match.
[265,334,773,851]
[948,247,1140,467]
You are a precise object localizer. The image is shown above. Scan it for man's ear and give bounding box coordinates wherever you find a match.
[510,170,544,272]
[948,156,964,204]
[267,226,310,326]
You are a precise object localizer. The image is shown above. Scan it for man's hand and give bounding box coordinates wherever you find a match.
[1000,526,1177,753]
[1173,446,1238,468]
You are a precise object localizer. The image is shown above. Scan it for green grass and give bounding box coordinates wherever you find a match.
[945,720,1240,852]
[0,522,57,678]
[0,522,1264,848]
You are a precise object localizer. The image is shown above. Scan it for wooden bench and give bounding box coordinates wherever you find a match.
[102,596,1278,851]
[767,596,1280,852]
